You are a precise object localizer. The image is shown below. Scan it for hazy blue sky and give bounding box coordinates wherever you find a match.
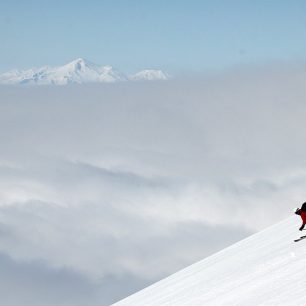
[1,0,306,73]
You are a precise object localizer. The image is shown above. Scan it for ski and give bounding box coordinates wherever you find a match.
[294,235,306,242]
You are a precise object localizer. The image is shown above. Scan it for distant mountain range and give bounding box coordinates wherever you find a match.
[0,58,169,85]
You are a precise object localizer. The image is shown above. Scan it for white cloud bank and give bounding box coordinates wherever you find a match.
[0,61,306,304]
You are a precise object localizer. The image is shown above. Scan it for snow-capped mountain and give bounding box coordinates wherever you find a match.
[0,58,169,85]
[112,216,306,305]
[129,70,169,81]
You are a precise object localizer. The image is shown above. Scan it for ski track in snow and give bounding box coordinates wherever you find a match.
[112,216,306,306]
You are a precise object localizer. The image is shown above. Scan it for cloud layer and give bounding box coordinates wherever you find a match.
[1,62,306,304]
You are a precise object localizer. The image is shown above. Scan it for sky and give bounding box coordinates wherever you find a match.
[1,0,306,73]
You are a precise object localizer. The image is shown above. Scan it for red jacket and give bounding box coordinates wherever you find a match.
[301,211,306,223]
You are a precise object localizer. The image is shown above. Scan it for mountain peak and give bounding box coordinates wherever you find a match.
[72,57,86,64]
[65,58,96,71]
[129,69,169,81]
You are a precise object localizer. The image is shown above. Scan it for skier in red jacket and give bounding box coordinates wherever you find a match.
[295,202,306,231]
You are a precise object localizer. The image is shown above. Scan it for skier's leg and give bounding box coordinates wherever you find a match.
[299,222,306,231]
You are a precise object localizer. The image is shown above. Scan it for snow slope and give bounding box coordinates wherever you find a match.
[0,58,169,85]
[112,216,306,306]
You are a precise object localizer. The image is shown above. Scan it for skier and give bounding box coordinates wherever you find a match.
[295,202,306,231]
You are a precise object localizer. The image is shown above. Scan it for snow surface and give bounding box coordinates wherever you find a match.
[112,216,306,306]
[0,58,169,85]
